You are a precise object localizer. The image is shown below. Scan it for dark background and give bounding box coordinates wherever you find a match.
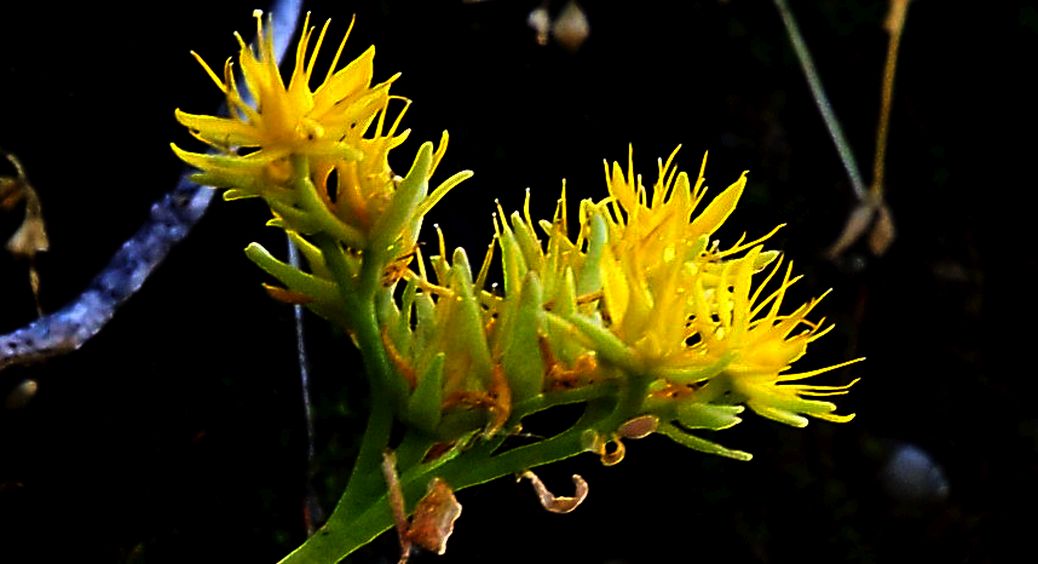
[1,1,1035,562]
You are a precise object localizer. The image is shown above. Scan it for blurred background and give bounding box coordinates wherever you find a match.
[1,1,1034,562]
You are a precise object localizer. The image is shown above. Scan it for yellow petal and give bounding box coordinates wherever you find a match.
[688,171,747,237]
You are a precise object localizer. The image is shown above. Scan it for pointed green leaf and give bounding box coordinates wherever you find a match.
[676,402,744,430]
[406,353,446,433]
[502,272,545,402]
[370,141,432,254]
[577,212,608,295]
[658,422,752,461]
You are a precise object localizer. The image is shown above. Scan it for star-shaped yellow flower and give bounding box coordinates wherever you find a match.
[172,11,397,194]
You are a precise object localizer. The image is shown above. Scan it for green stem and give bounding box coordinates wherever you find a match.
[279,377,642,563]
[511,379,618,420]
[279,401,612,564]
[334,316,395,517]
[313,231,401,518]
[595,373,653,433]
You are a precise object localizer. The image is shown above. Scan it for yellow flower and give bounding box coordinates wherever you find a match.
[593,147,858,426]
[688,248,861,427]
[171,11,472,250]
[597,146,766,365]
[172,11,397,195]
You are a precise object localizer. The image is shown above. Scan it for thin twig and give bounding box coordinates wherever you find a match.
[772,0,868,201]
[871,0,910,198]
[288,238,322,535]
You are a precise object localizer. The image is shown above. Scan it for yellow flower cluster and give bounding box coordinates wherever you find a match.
[169,12,864,562]
[172,12,859,462]
[598,147,860,428]
[171,11,465,252]
[481,147,861,459]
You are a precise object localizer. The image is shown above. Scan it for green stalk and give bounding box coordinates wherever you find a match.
[317,233,400,517]
[279,375,644,562]
[279,401,612,563]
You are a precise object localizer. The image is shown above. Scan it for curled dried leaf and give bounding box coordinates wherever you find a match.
[408,478,462,555]
[519,470,589,514]
[382,452,462,562]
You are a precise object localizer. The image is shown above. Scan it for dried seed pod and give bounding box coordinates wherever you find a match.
[617,415,659,439]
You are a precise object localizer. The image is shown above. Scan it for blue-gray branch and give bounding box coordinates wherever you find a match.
[0,0,303,372]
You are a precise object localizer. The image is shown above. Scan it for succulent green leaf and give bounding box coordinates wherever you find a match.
[370,142,433,254]
[497,214,527,297]
[658,422,752,461]
[406,353,446,433]
[510,211,543,271]
[651,353,733,385]
[285,231,332,279]
[676,402,744,430]
[413,291,438,355]
[577,212,608,295]
[244,242,341,306]
[550,312,637,373]
[267,199,325,235]
[447,248,494,381]
[502,271,546,402]
[292,156,367,249]
[223,188,262,201]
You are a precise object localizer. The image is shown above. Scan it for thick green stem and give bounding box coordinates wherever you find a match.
[316,232,401,519]
[279,404,609,563]
[273,241,397,564]
[335,318,396,515]
[279,379,638,563]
